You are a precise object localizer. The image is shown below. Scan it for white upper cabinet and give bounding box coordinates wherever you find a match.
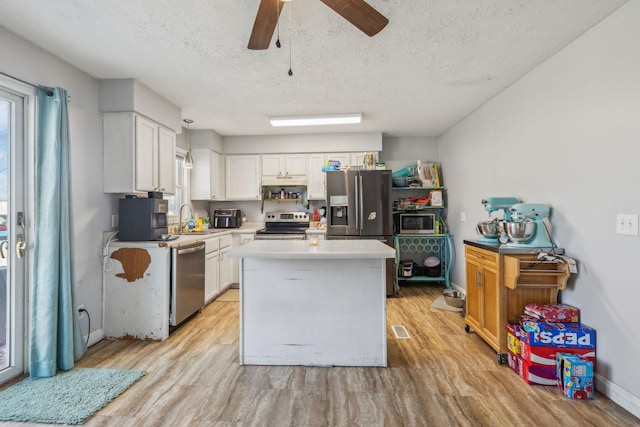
[157,127,176,194]
[262,154,307,177]
[225,155,261,200]
[326,153,352,169]
[326,152,376,169]
[191,150,225,201]
[104,112,176,194]
[307,154,326,200]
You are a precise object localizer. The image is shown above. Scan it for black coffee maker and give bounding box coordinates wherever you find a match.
[118,198,168,241]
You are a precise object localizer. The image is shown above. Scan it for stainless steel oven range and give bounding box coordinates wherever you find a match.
[256,211,310,240]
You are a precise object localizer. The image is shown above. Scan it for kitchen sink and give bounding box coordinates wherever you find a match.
[180,230,217,235]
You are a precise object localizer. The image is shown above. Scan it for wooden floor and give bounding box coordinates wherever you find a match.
[1,285,638,426]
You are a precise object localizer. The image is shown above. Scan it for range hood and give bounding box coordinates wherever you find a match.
[262,176,308,187]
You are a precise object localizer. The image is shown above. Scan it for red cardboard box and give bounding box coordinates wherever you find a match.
[525,303,580,322]
[511,355,557,386]
[557,353,594,400]
[507,350,519,373]
[520,320,595,349]
[520,340,596,368]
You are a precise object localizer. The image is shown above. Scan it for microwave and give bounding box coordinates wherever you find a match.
[394,213,436,234]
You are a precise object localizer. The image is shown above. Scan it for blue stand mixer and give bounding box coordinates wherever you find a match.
[503,203,554,247]
[476,197,520,243]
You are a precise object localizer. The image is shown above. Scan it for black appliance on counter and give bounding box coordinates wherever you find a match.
[118,198,168,241]
[325,169,397,296]
[255,211,310,240]
[213,208,242,228]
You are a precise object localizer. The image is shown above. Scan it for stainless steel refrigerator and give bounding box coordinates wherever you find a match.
[326,169,397,296]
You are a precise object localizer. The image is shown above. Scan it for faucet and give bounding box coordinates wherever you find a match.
[179,203,194,233]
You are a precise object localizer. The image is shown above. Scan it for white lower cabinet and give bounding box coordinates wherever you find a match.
[219,235,234,292]
[205,238,220,304]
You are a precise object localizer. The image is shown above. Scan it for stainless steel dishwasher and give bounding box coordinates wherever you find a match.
[170,241,205,326]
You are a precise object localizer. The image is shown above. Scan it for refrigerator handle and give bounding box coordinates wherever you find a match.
[354,174,359,230]
[359,175,364,230]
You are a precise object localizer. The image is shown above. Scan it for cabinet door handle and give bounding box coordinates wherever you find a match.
[475,270,480,286]
[471,253,484,259]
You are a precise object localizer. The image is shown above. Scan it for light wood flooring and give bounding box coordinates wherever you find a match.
[1,285,638,426]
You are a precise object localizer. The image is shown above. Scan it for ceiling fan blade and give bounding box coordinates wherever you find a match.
[320,0,389,37]
[248,0,284,50]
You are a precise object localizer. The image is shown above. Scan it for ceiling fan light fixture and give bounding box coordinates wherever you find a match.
[269,113,363,127]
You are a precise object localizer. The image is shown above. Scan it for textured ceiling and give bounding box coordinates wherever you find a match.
[0,0,629,137]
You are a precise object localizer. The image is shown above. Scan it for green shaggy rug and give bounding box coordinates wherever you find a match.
[0,367,145,424]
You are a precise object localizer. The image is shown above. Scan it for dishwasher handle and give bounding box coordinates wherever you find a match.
[177,243,205,255]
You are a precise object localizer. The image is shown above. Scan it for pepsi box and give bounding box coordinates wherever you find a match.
[520,320,595,349]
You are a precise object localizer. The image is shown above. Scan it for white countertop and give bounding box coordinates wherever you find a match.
[107,222,264,249]
[228,239,395,259]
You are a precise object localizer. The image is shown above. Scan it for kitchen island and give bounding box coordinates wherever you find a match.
[228,239,395,367]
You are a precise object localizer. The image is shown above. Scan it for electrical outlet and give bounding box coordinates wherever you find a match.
[78,304,85,319]
[616,214,639,236]
[460,212,466,222]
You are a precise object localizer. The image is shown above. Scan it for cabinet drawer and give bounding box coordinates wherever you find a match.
[219,234,233,249]
[205,237,219,254]
[465,245,498,267]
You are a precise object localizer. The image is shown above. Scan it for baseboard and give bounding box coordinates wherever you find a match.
[85,328,104,348]
[450,281,463,293]
[595,373,640,419]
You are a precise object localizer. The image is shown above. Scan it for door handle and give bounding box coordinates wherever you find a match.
[0,241,7,259]
[16,234,27,259]
[359,175,364,230]
[354,175,359,230]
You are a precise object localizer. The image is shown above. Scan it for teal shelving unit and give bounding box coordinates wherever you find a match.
[394,234,454,289]
[392,186,454,289]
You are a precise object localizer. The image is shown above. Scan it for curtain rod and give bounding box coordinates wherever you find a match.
[0,71,71,103]
[0,70,37,88]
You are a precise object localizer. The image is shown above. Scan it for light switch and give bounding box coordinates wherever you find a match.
[616,214,638,236]
[460,212,466,222]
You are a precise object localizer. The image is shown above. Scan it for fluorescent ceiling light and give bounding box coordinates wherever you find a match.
[269,113,362,127]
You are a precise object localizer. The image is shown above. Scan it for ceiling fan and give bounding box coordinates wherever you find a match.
[248,0,389,50]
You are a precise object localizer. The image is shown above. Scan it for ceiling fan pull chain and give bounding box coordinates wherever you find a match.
[275,0,281,48]
[288,2,293,76]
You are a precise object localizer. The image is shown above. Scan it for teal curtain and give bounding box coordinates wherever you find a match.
[30,86,86,378]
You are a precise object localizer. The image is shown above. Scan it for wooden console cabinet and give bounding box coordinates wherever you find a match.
[464,243,570,364]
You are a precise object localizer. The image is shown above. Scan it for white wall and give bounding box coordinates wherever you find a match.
[0,27,110,343]
[189,129,223,152]
[223,132,382,154]
[439,2,640,414]
[381,136,439,173]
[99,79,182,132]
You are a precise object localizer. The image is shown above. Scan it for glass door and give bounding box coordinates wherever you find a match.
[0,80,31,383]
